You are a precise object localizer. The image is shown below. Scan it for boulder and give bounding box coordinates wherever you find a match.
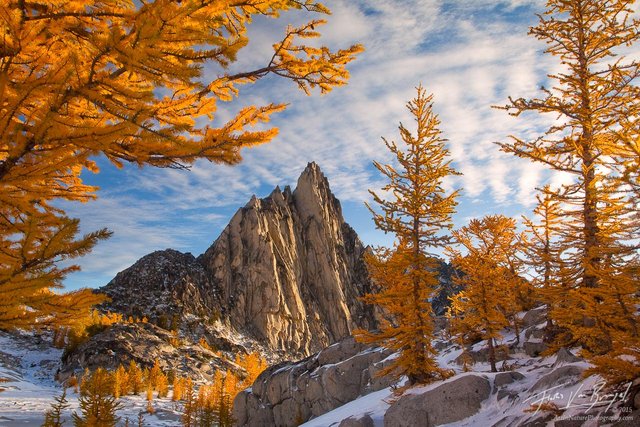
[520,413,555,427]
[232,390,275,427]
[317,337,367,366]
[497,389,519,401]
[522,307,547,328]
[524,340,547,357]
[365,356,397,393]
[494,371,525,387]
[553,348,582,367]
[232,337,395,427]
[384,375,491,427]
[525,327,545,340]
[339,414,375,427]
[530,365,584,392]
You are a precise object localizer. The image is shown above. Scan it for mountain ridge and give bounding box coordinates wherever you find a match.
[99,162,376,358]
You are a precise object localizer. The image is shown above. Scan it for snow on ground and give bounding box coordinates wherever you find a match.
[0,331,183,426]
[2,312,635,427]
[302,315,633,427]
[300,351,622,427]
[300,388,394,427]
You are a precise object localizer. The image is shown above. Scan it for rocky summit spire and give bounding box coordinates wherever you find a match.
[293,162,343,225]
[199,163,375,356]
[97,163,376,359]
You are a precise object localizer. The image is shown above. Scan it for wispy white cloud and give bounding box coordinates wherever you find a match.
[65,0,594,288]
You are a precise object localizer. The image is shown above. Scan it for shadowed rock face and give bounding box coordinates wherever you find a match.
[98,162,376,359]
[100,249,221,323]
[232,337,395,427]
[198,162,377,356]
[60,323,239,382]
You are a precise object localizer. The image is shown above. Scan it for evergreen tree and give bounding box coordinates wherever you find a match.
[72,368,121,427]
[42,389,69,427]
[446,215,525,372]
[127,361,144,395]
[354,85,459,385]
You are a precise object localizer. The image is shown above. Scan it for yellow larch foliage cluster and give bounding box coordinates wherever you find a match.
[446,215,528,373]
[359,0,638,391]
[181,352,267,427]
[73,367,122,427]
[0,0,362,330]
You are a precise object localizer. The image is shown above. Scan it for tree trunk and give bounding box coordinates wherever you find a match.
[513,316,520,345]
[488,337,497,373]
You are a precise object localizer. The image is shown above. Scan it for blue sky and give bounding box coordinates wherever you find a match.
[62,0,586,290]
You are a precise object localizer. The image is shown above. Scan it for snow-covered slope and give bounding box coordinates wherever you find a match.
[299,353,609,427]
[0,331,182,426]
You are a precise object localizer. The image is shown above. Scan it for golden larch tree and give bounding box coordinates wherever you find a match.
[112,364,128,399]
[446,215,525,373]
[522,187,569,336]
[235,352,268,390]
[0,0,363,330]
[72,367,121,427]
[497,0,639,380]
[354,85,459,385]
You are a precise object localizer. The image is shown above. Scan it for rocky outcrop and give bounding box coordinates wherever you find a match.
[232,337,395,427]
[198,162,376,356]
[384,374,492,427]
[59,323,239,382]
[553,348,582,367]
[99,249,221,324]
[339,415,375,427]
[530,365,585,392]
[431,262,463,316]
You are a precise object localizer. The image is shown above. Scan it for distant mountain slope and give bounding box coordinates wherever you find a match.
[100,249,220,324]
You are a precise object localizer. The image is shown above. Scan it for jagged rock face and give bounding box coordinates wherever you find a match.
[199,162,376,356]
[99,249,221,323]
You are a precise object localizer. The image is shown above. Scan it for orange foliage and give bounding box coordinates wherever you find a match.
[446,215,526,373]
[0,0,362,331]
[354,86,459,385]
